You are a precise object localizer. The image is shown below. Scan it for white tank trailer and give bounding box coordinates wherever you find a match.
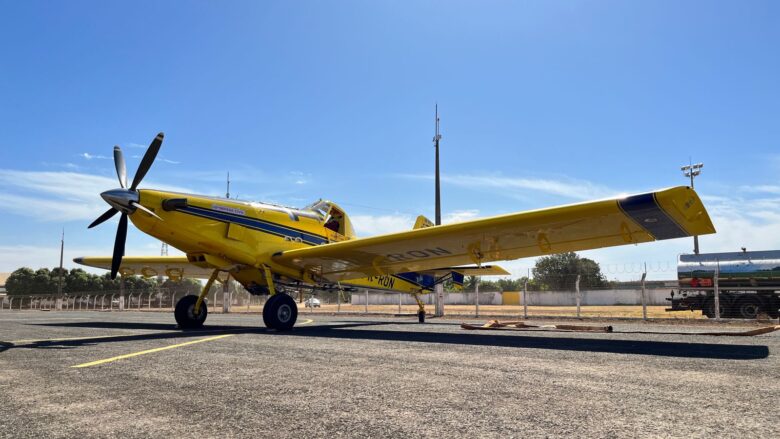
[667,250,780,319]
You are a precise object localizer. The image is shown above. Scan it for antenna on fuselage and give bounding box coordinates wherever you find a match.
[226,171,230,199]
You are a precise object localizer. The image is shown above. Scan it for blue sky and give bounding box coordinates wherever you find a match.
[1,1,779,280]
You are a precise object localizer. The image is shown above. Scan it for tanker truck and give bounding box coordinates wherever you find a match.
[667,250,780,319]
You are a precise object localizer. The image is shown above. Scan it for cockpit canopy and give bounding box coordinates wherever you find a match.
[302,199,356,239]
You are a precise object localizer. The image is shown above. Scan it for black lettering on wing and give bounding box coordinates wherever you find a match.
[386,253,411,262]
[426,247,451,256]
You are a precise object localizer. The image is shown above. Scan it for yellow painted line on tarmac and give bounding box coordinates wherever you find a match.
[71,334,235,368]
[299,319,314,325]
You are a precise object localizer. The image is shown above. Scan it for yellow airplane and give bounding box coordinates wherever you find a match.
[75,132,716,330]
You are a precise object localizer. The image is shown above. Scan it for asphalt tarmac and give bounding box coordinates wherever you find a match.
[0,311,778,438]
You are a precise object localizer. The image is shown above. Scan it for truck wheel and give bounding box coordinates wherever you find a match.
[736,297,762,319]
[704,299,728,319]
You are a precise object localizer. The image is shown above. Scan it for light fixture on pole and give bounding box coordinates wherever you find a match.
[680,161,703,254]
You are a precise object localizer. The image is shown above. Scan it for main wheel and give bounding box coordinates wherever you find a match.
[736,297,762,319]
[417,310,426,323]
[174,295,208,329]
[263,294,298,330]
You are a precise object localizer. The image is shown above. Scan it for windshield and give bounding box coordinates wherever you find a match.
[302,199,331,219]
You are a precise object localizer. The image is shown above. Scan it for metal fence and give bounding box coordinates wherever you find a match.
[1,287,233,312]
[2,271,777,322]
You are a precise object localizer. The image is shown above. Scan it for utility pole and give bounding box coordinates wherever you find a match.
[56,228,64,311]
[434,104,442,226]
[680,161,704,254]
[433,105,444,317]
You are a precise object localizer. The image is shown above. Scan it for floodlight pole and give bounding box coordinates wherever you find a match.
[433,105,444,317]
[680,161,704,254]
[434,104,442,226]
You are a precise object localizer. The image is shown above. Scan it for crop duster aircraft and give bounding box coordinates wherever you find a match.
[76,133,716,330]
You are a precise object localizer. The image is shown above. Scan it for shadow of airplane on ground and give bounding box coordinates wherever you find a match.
[0,320,769,360]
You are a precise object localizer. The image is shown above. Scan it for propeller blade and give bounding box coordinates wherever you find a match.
[110,213,128,279]
[88,208,118,229]
[131,201,163,221]
[130,132,164,190]
[113,146,127,188]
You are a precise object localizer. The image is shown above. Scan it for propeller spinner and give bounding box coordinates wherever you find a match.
[88,132,164,279]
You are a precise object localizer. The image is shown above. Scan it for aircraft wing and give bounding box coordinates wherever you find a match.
[74,256,215,280]
[273,186,715,282]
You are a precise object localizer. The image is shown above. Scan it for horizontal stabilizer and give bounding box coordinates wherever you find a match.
[413,215,434,230]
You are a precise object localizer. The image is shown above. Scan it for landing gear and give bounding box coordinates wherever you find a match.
[263,293,298,330]
[412,293,426,323]
[175,295,208,329]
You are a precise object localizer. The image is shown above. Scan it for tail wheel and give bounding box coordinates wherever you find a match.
[174,295,208,329]
[736,297,762,319]
[263,294,298,330]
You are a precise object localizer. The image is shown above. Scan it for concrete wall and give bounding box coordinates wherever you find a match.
[352,288,673,306]
[515,289,672,306]
[351,291,503,305]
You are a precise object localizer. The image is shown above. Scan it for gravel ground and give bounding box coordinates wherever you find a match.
[0,311,778,438]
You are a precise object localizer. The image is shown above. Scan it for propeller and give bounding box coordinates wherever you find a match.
[88,132,164,279]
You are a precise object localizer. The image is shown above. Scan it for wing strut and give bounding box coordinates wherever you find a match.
[195,269,221,315]
[262,265,277,296]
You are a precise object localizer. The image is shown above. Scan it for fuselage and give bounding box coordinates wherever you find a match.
[132,189,430,294]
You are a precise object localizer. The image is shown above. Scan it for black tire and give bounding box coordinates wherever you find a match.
[174,295,208,329]
[736,297,762,319]
[263,294,298,330]
[704,299,729,319]
[262,295,279,328]
[418,310,425,323]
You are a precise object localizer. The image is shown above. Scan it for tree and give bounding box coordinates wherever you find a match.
[123,275,158,291]
[160,278,202,296]
[66,268,101,293]
[31,268,55,294]
[5,268,35,295]
[4,266,171,296]
[532,252,608,291]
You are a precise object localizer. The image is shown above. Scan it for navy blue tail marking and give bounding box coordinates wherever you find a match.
[617,193,688,240]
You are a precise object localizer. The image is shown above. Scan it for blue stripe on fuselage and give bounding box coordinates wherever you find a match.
[178,205,329,246]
